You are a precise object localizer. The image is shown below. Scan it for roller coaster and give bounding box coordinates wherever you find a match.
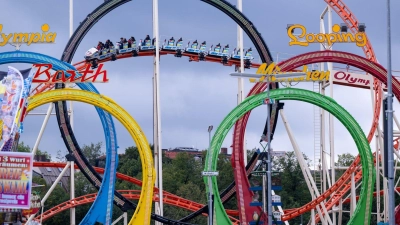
[0,0,399,225]
[84,36,254,69]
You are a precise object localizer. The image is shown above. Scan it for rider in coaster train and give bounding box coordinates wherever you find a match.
[214,43,221,51]
[200,41,206,50]
[97,41,104,51]
[169,37,175,45]
[118,37,124,49]
[223,44,229,52]
[105,39,114,50]
[143,35,151,46]
[245,47,252,56]
[177,37,182,44]
[191,40,198,48]
[128,36,135,48]
[152,37,156,46]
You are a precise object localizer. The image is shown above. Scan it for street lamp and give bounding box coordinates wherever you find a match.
[386,0,394,224]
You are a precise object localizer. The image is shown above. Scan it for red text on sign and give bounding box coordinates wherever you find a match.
[32,64,109,83]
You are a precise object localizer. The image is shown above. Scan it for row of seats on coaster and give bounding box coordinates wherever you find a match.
[165,37,253,62]
[84,35,254,68]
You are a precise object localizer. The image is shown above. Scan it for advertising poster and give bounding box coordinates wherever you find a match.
[0,66,24,150]
[0,151,33,209]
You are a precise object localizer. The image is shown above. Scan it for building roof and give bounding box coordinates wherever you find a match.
[37,166,71,192]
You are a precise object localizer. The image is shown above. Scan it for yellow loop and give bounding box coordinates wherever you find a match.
[27,89,155,225]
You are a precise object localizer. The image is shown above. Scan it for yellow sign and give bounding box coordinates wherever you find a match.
[287,24,366,47]
[249,63,330,83]
[0,24,56,46]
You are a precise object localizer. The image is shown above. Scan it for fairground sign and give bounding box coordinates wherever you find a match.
[32,64,109,83]
[247,63,330,83]
[0,152,33,209]
[331,70,387,90]
[287,24,366,47]
[0,24,56,46]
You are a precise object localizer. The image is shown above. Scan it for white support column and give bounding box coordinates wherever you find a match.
[153,0,163,223]
[236,0,246,165]
[369,73,383,222]
[26,162,71,224]
[338,200,343,225]
[112,213,127,225]
[327,6,336,224]
[376,134,382,222]
[311,210,315,225]
[69,2,75,225]
[320,87,327,194]
[377,122,388,221]
[350,172,356,216]
[317,15,325,225]
[319,7,327,198]
[32,104,54,156]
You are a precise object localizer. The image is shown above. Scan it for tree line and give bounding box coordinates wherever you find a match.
[18,141,388,225]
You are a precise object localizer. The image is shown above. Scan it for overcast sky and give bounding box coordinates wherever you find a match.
[0,0,399,169]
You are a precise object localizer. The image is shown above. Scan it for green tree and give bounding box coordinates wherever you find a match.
[17,141,52,160]
[28,171,69,225]
[163,152,204,193]
[56,149,68,162]
[162,152,206,224]
[273,151,311,224]
[36,149,52,161]
[336,153,355,167]
[17,141,30,152]
[73,172,99,223]
[247,148,258,165]
[81,142,104,166]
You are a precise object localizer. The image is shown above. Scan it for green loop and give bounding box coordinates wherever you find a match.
[204,88,374,225]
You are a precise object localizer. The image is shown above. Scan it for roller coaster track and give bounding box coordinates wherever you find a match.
[237,50,399,222]
[30,50,263,96]
[33,162,224,217]
[33,190,240,223]
[27,89,158,224]
[205,87,375,225]
[23,50,392,223]
[227,0,383,223]
[282,1,390,222]
[0,51,126,224]
[312,152,379,223]
[21,1,379,224]
[55,0,276,224]
[32,147,262,224]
